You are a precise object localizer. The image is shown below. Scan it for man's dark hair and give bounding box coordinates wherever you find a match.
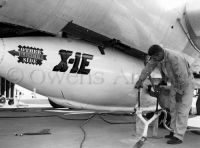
[148,45,163,56]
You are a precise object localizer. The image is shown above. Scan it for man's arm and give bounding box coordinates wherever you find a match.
[139,59,158,82]
[170,57,186,95]
[135,59,158,89]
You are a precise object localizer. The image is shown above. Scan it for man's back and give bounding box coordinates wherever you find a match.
[162,49,193,93]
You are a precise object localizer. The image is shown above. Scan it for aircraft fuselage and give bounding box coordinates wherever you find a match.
[0,37,156,111]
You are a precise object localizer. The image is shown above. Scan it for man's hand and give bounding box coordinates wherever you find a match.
[175,92,183,103]
[135,79,143,89]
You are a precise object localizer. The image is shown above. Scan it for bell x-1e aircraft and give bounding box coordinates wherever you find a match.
[0,0,200,113]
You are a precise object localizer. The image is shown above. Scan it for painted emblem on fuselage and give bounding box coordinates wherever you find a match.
[9,45,47,65]
[53,49,93,75]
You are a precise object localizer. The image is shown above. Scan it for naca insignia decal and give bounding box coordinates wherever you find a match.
[9,45,47,65]
[53,49,93,75]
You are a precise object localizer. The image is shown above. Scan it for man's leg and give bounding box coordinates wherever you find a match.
[164,87,176,138]
[169,87,176,132]
[173,83,194,141]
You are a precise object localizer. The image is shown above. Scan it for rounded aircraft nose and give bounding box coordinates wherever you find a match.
[184,0,200,53]
[186,0,200,37]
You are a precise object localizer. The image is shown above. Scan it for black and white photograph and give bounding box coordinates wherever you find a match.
[0,0,200,148]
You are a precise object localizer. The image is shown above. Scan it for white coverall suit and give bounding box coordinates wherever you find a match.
[138,49,194,141]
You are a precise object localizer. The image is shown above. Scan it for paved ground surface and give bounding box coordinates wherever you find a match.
[0,108,199,148]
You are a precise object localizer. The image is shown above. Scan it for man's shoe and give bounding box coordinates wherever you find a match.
[165,132,174,138]
[167,137,182,144]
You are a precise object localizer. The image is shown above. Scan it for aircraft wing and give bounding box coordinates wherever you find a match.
[0,21,146,61]
[62,21,146,59]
